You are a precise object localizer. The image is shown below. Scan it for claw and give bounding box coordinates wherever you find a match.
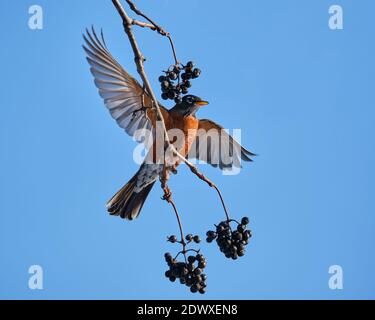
[162,186,172,201]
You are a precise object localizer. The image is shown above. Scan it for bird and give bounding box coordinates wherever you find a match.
[83,28,255,220]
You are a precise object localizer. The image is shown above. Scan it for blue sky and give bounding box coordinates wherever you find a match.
[0,0,374,299]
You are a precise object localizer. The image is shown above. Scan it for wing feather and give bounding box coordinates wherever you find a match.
[189,119,255,170]
[83,27,169,142]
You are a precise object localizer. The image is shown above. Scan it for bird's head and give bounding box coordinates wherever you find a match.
[172,95,209,116]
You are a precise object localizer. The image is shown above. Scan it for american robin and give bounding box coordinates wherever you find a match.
[83,28,255,220]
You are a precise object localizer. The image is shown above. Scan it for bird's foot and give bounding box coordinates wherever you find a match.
[162,186,172,202]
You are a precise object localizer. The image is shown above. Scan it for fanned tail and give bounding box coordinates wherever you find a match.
[106,173,155,220]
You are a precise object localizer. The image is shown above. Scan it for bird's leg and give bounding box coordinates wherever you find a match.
[160,167,172,202]
[162,185,172,202]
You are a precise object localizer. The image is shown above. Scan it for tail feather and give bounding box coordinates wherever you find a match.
[107,174,155,220]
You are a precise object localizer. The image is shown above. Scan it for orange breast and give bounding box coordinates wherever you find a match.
[168,112,199,157]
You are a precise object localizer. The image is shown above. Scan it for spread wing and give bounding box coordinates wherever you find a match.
[188,119,255,170]
[82,27,169,142]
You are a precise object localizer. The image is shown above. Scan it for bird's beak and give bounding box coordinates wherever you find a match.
[195,100,209,106]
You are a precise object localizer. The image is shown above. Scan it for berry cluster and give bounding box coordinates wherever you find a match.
[159,61,201,104]
[206,217,252,260]
[164,252,207,294]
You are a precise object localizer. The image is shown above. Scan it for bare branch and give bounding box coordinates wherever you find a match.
[131,19,156,30]
[125,0,166,34]
[124,0,179,64]
[111,0,232,222]
[113,2,179,150]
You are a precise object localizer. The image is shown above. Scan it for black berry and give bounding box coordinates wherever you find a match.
[193,235,201,243]
[184,80,192,88]
[168,72,177,80]
[241,217,249,225]
[186,61,195,69]
[192,68,201,78]
[188,255,195,263]
[168,235,177,243]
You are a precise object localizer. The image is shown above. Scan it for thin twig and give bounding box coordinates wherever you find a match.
[131,19,156,30]
[125,0,165,33]
[125,0,179,64]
